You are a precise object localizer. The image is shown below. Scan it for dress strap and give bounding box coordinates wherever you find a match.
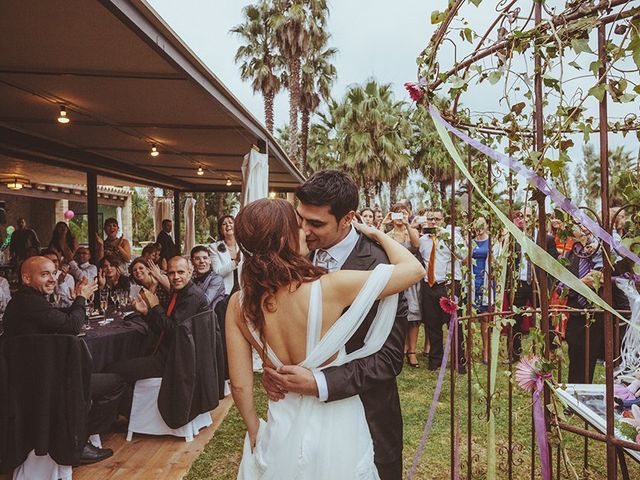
[305,279,324,355]
[247,323,284,368]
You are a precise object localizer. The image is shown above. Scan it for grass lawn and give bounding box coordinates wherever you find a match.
[186,329,640,479]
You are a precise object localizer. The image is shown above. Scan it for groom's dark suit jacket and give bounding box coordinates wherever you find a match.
[321,233,407,473]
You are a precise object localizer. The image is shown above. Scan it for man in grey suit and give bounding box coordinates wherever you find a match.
[262,170,407,480]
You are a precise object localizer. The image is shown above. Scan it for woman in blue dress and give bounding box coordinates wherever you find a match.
[472,217,491,364]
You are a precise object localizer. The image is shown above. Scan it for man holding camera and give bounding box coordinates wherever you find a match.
[418,208,467,373]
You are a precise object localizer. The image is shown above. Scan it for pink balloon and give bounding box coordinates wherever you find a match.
[64,210,75,220]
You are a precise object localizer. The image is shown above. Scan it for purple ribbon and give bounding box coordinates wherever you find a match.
[407,311,457,479]
[533,376,552,480]
[429,106,640,267]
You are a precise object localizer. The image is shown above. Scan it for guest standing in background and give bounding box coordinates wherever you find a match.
[360,208,375,227]
[48,221,78,263]
[211,215,242,295]
[9,218,40,266]
[156,219,179,266]
[96,218,131,265]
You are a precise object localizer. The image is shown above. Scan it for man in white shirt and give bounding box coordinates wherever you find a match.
[260,170,408,480]
[419,208,467,373]
[69,246,98,283]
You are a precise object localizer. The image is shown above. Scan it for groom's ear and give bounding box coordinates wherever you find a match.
[340,211,356,228]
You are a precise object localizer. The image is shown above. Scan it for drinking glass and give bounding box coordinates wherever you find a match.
[99,290,109,314]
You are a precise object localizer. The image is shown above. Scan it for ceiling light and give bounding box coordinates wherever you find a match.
[4,176,29,190]
[57,105,69,124]
[197,167,204,176]
[150,144,159,157]
[226,178,232,187]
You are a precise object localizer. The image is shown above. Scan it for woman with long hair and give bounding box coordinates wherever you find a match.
[227,198,424,479]
[128,257,170,308]
[211,214,242,294]
[48,221,78,262]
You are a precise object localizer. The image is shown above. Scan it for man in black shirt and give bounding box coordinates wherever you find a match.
[156,219,179,265]
[9,218,39,265]
[4,256,125,464]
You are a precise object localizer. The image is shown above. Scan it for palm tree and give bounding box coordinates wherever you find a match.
[299,38,337,175]
[336,80,411,206]
[232,2,282,134]
[271,0,329,165]
[409,101,454,205]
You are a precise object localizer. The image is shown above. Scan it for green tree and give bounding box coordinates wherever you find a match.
[271,0,329,165]
[299,37,337,174]
[232,2,283,134]
[336,79,411,206]
[131,189,154,245]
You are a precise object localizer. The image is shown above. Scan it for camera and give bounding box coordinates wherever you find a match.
[414,215,426,224]
[391,212,403,221]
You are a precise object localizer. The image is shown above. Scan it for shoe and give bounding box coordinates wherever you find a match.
[405,352,420,368]
[421,351,430,358]
[78,442,113,465]
[427,363,440,371]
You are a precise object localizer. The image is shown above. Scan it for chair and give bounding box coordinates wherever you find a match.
[12,450,72,480]
[0,335,91,479]
[126,378,212,442]
[126,310,221,441]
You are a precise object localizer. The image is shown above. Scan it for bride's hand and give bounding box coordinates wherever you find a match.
[248,418,260,452]
[353,220,381,241]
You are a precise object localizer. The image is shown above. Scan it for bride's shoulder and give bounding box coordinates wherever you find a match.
[322,270,370,298]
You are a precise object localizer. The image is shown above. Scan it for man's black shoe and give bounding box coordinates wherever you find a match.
[427,364,440,371]
[78,442,113,465]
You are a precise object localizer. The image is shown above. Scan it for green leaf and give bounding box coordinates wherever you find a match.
[589,60,602,76]
[431,10,445,24]
[634,85,640,95]
[469,0,482,6]
[463,27,473,43]
[543,75,560,92]
[487,70,502,85]
[543,158,565,177]
[568,60,582,70]
[588,84,606,102]
[571,38,593,55]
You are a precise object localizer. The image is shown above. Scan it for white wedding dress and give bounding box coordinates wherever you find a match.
[237,264,398,480]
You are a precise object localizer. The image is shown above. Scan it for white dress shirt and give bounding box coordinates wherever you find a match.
[418,226,466,283]
[54,270,75,307]
[69,260,98,283]
[210,240,243,294]
[311,226,359,401]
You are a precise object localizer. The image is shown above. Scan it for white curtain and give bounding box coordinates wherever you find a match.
[183,196,196,255]
[241,149,269,206]
[153,198,172,238]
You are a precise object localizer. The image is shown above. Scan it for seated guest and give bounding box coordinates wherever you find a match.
[156,219,179,266]
[141,242,167,271]
[105,256,209,414]
[42,248,75,307]
[190,246,226,310]
[48,221,78,262]
[97,254,131,298]
[3,256,124,464]
[69,246,98,283]
[129,257,171,308]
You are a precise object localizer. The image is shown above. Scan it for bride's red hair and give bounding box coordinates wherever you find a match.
[234,199,326,347]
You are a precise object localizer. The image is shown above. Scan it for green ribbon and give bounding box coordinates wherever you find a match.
[430,109,626,323]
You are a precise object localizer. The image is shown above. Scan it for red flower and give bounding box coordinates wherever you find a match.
[439,296,458,315]
[404,82,424,103]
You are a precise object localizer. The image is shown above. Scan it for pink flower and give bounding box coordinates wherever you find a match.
[404,82,424,103]
[515,355,548,393]
[439,296,458,315]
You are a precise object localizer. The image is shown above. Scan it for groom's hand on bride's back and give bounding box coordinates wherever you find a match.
[262,365,319,400]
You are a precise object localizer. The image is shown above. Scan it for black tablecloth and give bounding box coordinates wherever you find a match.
[84,310,148,372]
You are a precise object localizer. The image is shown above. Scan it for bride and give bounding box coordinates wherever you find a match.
[225,198,424,479]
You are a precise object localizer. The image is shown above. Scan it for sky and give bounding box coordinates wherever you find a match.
[147,0,439,129]
[147,0,638,206]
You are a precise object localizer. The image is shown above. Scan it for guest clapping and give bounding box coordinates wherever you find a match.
[97,254,130,298]
[96,218,131,264]
[42,248,75,307]
[69,246,97,283]
[129,257,171,308]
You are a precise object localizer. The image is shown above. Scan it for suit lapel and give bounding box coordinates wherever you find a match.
[341,234,377,271]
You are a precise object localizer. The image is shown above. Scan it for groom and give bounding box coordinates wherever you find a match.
[263,170,407,479]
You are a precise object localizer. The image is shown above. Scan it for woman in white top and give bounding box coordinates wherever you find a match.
[211,215,242,294]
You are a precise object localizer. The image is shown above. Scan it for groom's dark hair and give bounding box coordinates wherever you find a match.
[295,170,359,222]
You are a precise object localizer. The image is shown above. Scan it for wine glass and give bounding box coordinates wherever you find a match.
[99,290,109,315]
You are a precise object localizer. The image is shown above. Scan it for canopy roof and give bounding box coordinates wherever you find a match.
[0,0,304,191]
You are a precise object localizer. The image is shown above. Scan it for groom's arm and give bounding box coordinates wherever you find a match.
[261,294,408,401]
[321,293,407,401]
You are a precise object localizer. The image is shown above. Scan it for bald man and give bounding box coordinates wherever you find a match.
[4,256,96,336]
[105,256,209,410]
[3,256,124,465]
